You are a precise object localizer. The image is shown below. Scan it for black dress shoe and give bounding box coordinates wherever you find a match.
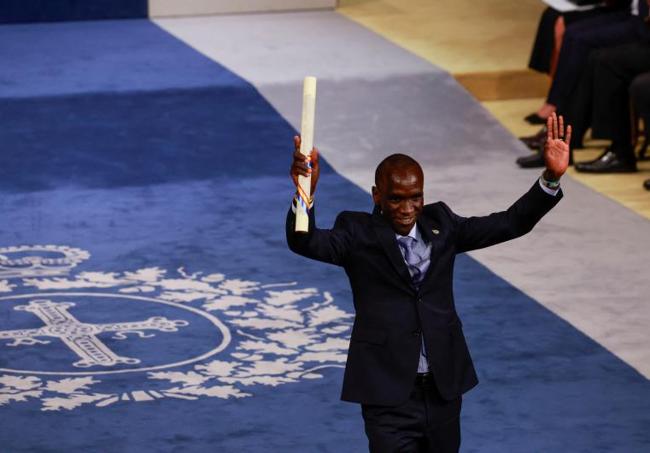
[644,179,650,191]
[524,112,548,125]
[575,150,637,173]
[516,152,545,168]
[520,127,547,150]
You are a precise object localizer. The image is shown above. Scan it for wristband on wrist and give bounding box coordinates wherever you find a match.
[540,173,561,190]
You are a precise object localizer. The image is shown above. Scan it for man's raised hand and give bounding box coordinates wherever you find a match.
[543,113,571,180]
[290,135,320,195]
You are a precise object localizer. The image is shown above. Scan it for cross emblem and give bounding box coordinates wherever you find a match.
[0,299,188,368]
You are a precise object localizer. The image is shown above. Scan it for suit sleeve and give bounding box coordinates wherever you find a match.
[444,181,563,254]
[286,205,353,266]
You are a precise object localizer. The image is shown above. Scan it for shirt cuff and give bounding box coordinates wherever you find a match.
[538,176,560,196]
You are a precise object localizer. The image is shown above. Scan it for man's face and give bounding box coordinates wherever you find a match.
[372,165,424,236]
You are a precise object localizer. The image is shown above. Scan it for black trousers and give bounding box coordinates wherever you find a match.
[631,73,650,151]
[557,51,595,150]
[361,376,462,453]
[560,45,612,149]
[560,37,650,146]
[528,6,608,74]
[547,11,641,111]
[590,41,650,160]
[631,72,650,120]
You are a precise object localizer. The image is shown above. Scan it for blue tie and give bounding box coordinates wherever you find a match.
[397,236,426,287]
[397,235,431,372]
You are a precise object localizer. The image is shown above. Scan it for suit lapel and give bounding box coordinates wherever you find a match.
[371,208,416,293]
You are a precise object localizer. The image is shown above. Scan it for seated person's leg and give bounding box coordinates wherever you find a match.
[525,7,623,124]
[591,42,650,140]
[547,13,638,116]
[630,73,650,188]
[575,43,650,173]
[630,72,650,131]
[529,7,562,75]
[526,6,619,75]
[516,50,603,169]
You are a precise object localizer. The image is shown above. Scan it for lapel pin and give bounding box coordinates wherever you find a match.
[432,229,440,235]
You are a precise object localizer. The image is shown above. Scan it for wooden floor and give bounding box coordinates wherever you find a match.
[338,0,545,73]
[337,0,550,100]
[338,0,650,219]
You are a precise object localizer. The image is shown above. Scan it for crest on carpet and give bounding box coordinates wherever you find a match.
[0,245,352,411]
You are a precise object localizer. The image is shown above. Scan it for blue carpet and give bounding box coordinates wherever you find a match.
[0,1,147,25]
[0,20,235,99]
[0,19,648,452]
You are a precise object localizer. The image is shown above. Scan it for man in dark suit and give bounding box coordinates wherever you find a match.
[287,114,571,452]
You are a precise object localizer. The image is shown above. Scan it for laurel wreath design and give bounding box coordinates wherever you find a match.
[0,246,353,411]
[0,245,89,276]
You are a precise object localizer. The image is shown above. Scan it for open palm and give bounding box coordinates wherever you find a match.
[544,113,571,180]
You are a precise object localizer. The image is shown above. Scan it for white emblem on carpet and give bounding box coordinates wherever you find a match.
[0,245,353,411]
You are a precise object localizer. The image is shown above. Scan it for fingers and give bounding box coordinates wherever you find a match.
[559,115,564,138]
[294,148,307,160]
[293,147,316,163]
[291,136,310,180]
[292,167,310,179]
[546,115,553,142]
[292,158,311,176]
[552,112,558,140]
[291,136,319,182]
[564,124,572,146]
[293,137,316,162]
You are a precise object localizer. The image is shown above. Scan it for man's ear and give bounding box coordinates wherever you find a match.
[371,186,381,205]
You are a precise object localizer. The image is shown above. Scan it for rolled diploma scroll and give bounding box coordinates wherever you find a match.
[295,76,317,233]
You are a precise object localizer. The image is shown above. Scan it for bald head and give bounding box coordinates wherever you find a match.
[374,154,423,189]
[372,154,424,235]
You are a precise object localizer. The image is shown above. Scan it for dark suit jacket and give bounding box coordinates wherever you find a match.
[286,181,562,406]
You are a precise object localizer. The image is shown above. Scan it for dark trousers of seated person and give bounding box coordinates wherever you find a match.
[546,11,642,112]
[591,41,650,162]
[528,5,612,75]
[631,72,650,126]
[630,73,650,157]
[560,40,650,160]
[361,377,462,453]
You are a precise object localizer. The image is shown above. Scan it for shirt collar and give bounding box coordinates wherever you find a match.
[396,223,419,241]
